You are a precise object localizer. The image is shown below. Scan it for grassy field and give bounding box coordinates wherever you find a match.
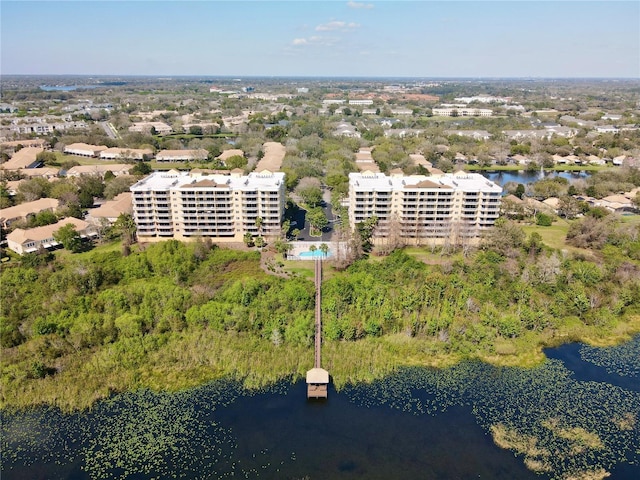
[522,221,572,250]
[522,215,639,254]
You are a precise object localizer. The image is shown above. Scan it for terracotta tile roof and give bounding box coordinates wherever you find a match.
[405,179,452,189]
[7,217,90,244]
[180,179,229,188]
[2,147,44,170]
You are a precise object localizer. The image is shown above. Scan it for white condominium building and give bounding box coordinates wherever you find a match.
[432,106,493,117]
[348,171,502,244]
[130,170,285,242]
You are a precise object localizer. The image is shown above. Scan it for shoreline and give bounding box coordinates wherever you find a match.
[2,317,639,413]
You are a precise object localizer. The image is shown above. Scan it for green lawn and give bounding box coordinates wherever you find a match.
[522,220,596,257]
[522,222,571,250]
[621,214,640,225]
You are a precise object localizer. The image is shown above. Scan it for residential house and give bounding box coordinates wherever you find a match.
[64,143,108,158]
[20,167,60,179]
[354,148,379,173]
[217,149,245,165]
[5,180,22,196]
[334,122,360,138]
[8,120,87,135]
[155,149,208,162]
[86,192,132,225]
[65,164,131,178]
[1,147,44,170]
[544,125,578,137]
[391,108,413,115]
[128,122,173,134]
[0,198,60,229]
[559,115,596,128]
[99,147,154,161]
[348,99,373,106]
[384,129,423,138]
[6,217,97,255]
[445,130,492,141]
[597,194,636,214]
[595,126,619,134]
[1,139,47,151]
[503,130,549,141]
[408,153,433,170]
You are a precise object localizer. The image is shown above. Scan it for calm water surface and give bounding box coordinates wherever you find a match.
[2,336,638,480]
[481,170,590,187]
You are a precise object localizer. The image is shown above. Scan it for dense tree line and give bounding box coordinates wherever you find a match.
[3,219,639,386]
[0,242,316,377]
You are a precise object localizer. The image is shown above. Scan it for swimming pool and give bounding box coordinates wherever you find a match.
[298,250,331,259]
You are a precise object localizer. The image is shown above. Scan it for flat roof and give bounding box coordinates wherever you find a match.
[349,172,501,193]
[130,170,285,192]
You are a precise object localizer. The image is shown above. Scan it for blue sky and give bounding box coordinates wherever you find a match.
[2,1,639,77]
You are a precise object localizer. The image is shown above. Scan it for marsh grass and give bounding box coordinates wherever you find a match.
[565,469,611,480]
[3,337,639,480]
[3,317,640,412]
[491,423,551,472]
[542,418,604,453]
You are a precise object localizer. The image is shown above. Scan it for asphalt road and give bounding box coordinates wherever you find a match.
[100,122,120,140]
[292,188,337,242]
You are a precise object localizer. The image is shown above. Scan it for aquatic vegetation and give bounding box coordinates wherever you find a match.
[564,469,611,480]
[81,388,239,479]
[491,423,552,472]
[2,349,639,479]
[1,406,83,472]
[1,379,302,480]
[580,336,640,378]
[342,348,640,480]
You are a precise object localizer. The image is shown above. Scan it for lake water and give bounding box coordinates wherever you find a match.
[39,85,100,91]
[2,336,639,480]
[481,170,591,187]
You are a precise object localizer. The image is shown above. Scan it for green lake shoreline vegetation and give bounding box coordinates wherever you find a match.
[2,209,640,413]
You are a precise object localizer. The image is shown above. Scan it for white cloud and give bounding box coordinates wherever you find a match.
[291,36,339,47]
[315,21,360,32]
[347,1,374,9]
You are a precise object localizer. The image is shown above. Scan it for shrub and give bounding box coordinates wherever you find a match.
[536,213,553,226]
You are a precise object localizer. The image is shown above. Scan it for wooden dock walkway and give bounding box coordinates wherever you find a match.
[314,258,321,368]
[307,258,329,399]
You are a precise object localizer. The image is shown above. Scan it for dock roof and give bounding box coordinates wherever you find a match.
[306,368,329,384]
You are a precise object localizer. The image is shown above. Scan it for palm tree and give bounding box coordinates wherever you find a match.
[309,245,317,255]
[255,216,263,235]
[319,243,329,257]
